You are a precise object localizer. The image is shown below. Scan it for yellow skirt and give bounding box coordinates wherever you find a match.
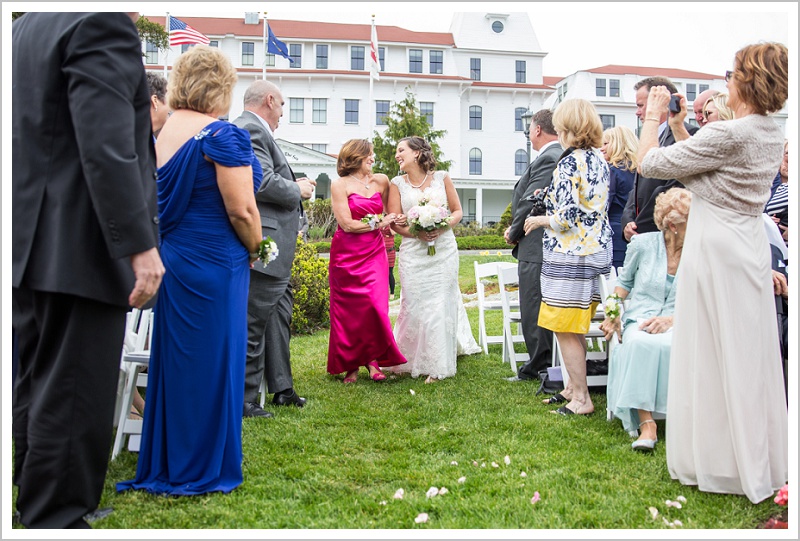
[538,301,599,334]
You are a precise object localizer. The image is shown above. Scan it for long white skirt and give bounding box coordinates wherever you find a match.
[666,196,787,504]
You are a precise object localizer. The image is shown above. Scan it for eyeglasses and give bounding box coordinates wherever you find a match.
[724,70,734,82]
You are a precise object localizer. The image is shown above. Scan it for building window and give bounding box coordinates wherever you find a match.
[420,102,434,125]
[470,58,481,81]
[516,61,526,83]
[515,107,527,132]
[379,47,386,71]
[609,79,620,97]
[515,150,528,176]
[208,40,218,48]
[409,49,423,74]
[686,83,697,102]
[596,78,607,97]
[469,106,482,130]
[430,50,443,74]
[312,98,327,124]
[289,44,302,67]
[264,50,275,67]
[492,21,504,33]
[345,99,359,124]
[699,83,709,93]
[558,82,569,100]
[600,115,615,130]
[351,45,365,71]
[469,148,482,175]
[311,144,327,153]
[316,44,328,69]
[376,100,390,125]
[145,42,158,64]
[290,98,304,123]
[181,43,196,54]
[242,42,254,66]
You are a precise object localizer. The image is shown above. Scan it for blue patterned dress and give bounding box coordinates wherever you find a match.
[118,121,261,495]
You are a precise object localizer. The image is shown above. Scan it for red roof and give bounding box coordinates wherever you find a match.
[144,16,455,46]
[542,76,562,87]
[584,65,722,80]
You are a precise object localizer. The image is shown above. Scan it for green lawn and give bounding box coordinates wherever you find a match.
[16,254,785,530]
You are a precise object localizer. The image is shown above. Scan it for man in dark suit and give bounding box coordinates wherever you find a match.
[622,77,699,240]
[504,110,561,381]
[233,80,316,418]
[11,13,164,528]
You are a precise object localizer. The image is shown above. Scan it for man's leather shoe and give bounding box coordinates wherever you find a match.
[243,401,274,418]
[272,388,306,408]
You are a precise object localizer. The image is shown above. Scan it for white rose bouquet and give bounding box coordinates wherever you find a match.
[255,236,279,268]
[407,196,451,256]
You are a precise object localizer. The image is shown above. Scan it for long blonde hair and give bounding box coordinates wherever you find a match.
[602,126,639,172]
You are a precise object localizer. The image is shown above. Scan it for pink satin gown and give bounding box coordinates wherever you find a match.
[327,192,407,374]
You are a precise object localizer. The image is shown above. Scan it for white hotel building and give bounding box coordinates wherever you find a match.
[143,12,777,225]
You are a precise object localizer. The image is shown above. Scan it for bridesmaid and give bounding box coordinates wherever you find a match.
[327,139,407,382]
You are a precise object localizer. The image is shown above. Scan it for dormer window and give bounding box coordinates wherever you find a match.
[492,21,504,33]
[486,13,509,34]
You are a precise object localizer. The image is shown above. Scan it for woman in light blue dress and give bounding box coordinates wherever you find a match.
[602,188,691,450]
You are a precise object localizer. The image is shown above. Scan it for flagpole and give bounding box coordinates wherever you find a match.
[369,15,375,137]
[262,12,268,80]
[163,13,170,78]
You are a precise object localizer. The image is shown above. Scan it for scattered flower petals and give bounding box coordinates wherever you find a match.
[649,507,659,520]
[530,491,540,505]
[491,462,499,468]
[504,455,511,465]
[393,489,404,500]
[662,517,671,527]
[520,471,527,478]
[409,389,415,395]
[426,487,439,498]
[472,461,479,467]
[774,483,789,506]
[673,520,683,527]
[450,461,458,466]
[380,501,387,506]
[457,476,466,484]
[415,513,429,524]
[439,487,449,495]
[665,500,682,509]
[676,495,687,503]
[481,462,486,468]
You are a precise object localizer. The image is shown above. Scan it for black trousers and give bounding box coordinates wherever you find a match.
[516,261,553,379]
[12,287,126,529]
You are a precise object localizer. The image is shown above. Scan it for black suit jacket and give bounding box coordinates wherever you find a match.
[621,122,699,236]
[508,143,563,263]
[12,13,159,307]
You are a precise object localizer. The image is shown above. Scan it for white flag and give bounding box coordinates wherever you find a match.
[370,22,380,80]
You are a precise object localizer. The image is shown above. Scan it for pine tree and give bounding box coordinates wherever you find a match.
[372,88,452,179]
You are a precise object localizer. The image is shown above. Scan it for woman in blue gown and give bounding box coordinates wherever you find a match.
[600,126,638,269]
[118,46,262,495]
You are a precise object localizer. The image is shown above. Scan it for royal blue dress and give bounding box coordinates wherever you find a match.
[117,120,261,495]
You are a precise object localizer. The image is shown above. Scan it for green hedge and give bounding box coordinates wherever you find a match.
[454,235,510,250]
[290,238,330,334]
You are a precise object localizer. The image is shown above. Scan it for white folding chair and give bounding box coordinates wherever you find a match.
[112,308,153,459]
[497,263,528,374]
[474,261,520,354]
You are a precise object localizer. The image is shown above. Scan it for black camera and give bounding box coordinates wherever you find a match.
[668,94,682,114]
[527,189,548,217]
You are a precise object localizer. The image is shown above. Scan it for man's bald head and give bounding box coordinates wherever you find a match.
[243,79,284,131]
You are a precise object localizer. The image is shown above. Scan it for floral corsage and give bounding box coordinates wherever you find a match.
[361,213,384,231]
[254,236,279,268]
[604,293,623,320]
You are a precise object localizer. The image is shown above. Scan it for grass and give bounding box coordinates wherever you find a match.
[13,254,785,531]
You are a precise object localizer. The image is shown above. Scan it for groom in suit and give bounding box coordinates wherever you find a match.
[233,80,316,418]
[12,12,163,528]
[504,109,561,381]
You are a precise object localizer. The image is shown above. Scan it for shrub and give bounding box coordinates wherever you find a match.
[290,237,330,335]
[495,202,513,233]
[455,235,510,250]
[309,241,331,253]
[452,222,502,237]
[304,198,337,238]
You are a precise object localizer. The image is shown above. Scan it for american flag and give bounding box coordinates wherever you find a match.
[169,16,210,46]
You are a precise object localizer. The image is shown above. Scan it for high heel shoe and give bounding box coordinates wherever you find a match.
[343,369,358,384]
[367,361,386,382]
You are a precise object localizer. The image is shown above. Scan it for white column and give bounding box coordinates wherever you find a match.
[476,187,484,225]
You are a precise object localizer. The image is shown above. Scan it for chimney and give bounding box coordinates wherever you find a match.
[244,12,259,25]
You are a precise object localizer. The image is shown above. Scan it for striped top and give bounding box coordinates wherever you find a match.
[765,183,788,219]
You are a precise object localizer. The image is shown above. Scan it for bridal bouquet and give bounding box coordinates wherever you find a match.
[407,196,451,256]
[255,236,279,268]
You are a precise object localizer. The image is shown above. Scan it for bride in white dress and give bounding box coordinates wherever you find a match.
[387,136,480,383]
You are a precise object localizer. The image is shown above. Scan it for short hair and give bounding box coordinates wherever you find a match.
[146,72,168,103]
[654,188,692,232]
[552,99,603,150]
[704,93,735,121]
[732,42,788,115]
[337,139,373,177]
[168,46,237,115]
[602,126,639,171]
[398,136,436,172]
[242,79,280,108]
[531,109,556,136]
[634,76,678,95]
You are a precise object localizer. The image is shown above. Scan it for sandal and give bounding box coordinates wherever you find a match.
[367,361,386,382]
[343,370,358,384]
[542,393,567,405]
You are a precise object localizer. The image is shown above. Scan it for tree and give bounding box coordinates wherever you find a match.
[372,88,452,179]
[135,16,169,51]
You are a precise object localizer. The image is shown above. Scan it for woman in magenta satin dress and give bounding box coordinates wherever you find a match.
[327,139,407,383]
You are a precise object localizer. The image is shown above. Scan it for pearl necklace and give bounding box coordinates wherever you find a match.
[406,171,429,189]
[348,174,370,189]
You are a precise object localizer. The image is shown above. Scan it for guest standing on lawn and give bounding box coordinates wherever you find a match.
[638,42,788,504]
[118,45,261,495]
[327,139,407,383]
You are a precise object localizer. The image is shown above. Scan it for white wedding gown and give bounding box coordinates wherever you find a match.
[390,171,481,380]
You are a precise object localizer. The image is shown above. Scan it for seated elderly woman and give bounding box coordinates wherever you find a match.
[602,188,691,451]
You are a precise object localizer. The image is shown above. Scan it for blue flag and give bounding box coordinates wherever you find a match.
[267,24,293,63]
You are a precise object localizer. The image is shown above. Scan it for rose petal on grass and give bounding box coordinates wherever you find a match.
[504,455,511,465]
[665,500,682,509]
[426,487,439,498]
[415,513,429,524]
[450,461,458,466]
[648,507,659,520]
[458,476,466,484]
[481,462,486,468]
[530,492,540,505]
[409,389,415,395]
[676,495,687,503]
[520,471,527,478]
[393,489,404,500]
[491,462,499,468]
[662,517,671,527]
[439,487,449,495]
[673,520,683,527]
[380,501,387,506]
[472,461,479,467]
